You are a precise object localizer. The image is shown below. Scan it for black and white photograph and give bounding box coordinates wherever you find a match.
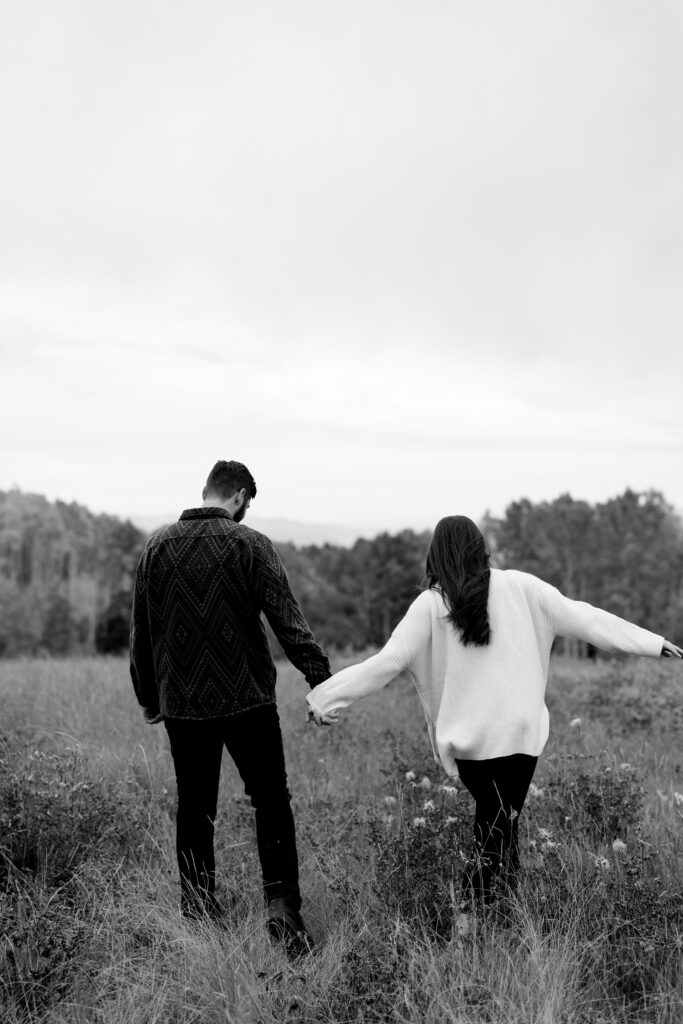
[1,2,682,1021]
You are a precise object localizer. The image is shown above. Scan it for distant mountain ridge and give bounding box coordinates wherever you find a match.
[129,511,369,547]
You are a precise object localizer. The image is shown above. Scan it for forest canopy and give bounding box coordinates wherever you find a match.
[0,487,680,657]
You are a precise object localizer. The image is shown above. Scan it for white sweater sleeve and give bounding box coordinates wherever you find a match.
[306,590,433,715]
[539,581,664,657]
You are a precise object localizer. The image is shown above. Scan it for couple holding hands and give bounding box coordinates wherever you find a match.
[130,460,681,957]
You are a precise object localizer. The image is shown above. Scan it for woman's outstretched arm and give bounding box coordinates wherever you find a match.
[539,579,676,657]
[306,589,433,724]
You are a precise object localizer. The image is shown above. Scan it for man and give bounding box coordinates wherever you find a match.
[130,459,330,956]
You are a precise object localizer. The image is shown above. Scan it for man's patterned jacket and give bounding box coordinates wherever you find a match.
[130,507,331,718]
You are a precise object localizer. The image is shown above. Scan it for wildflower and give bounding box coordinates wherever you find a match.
[543,840,559,851]
[383,795,397,808]
[510,809,518,821]
[569,717,582,729]
[674,792,683,807]
[455,912,471,938]
[612,839,627,853]
[445,816,458,825]
[413,817,426,828]
[423,799,436,812]
[405,770,416,782]
[537,827,553,840]
[528,783,544,798]
[595,856,610,871]
[619,762,632,770]
[419,776,432,790]
[440,784,458,796]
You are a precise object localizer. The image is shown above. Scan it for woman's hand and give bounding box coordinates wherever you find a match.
[307,706,339,726]
[661,640,683,658]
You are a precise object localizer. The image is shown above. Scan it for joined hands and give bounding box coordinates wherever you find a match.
[142,707,163,724]
[307,707,339,727]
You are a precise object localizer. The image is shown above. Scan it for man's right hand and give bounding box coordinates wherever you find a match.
[142,707,163,724]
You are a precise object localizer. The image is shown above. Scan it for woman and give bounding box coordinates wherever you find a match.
[307,516,682,909]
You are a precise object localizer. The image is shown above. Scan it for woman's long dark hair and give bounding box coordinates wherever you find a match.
[422,515,491,646]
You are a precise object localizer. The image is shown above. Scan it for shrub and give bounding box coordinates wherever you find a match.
[0,744,157,886]
[365,738,473,936]
[531,752,645,842]
[0,880,89,1019]
[592,870,683,1007]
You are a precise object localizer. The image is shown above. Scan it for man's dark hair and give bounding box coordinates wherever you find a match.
[203,460,257,502]
[422,515,491,647]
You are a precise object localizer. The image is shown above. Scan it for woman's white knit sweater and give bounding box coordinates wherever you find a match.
[306,569,663,775]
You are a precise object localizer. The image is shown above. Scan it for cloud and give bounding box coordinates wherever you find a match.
[1,1,682,525]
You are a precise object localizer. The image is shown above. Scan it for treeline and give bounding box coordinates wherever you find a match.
[483,489,683,655]
[280,489,683,654]
[1,487,681,658]
[274,529,430,650]
[0,490,142,657]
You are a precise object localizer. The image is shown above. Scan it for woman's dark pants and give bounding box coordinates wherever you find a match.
[455,753,538,906]
[164,704,300,918]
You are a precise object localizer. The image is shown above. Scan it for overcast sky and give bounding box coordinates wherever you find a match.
[1,0,682,533]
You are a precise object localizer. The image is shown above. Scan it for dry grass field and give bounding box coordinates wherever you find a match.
[0,654,681,1023]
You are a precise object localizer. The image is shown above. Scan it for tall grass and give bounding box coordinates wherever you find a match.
[0,655,681,1023]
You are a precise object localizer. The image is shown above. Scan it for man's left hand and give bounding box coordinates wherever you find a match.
[142,707,163,725]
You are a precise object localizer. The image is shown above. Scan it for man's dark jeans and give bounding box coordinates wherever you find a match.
[164,704,300,917]
[456,753,538,905]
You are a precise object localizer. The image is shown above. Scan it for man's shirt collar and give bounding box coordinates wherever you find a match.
[179,507,234,521]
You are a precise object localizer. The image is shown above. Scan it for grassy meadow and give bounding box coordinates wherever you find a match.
[0,653,682,1023]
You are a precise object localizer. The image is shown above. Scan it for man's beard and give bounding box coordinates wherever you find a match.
[233,501,248,523]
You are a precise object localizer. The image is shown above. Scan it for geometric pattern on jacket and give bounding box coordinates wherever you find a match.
[129,507,331,719]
